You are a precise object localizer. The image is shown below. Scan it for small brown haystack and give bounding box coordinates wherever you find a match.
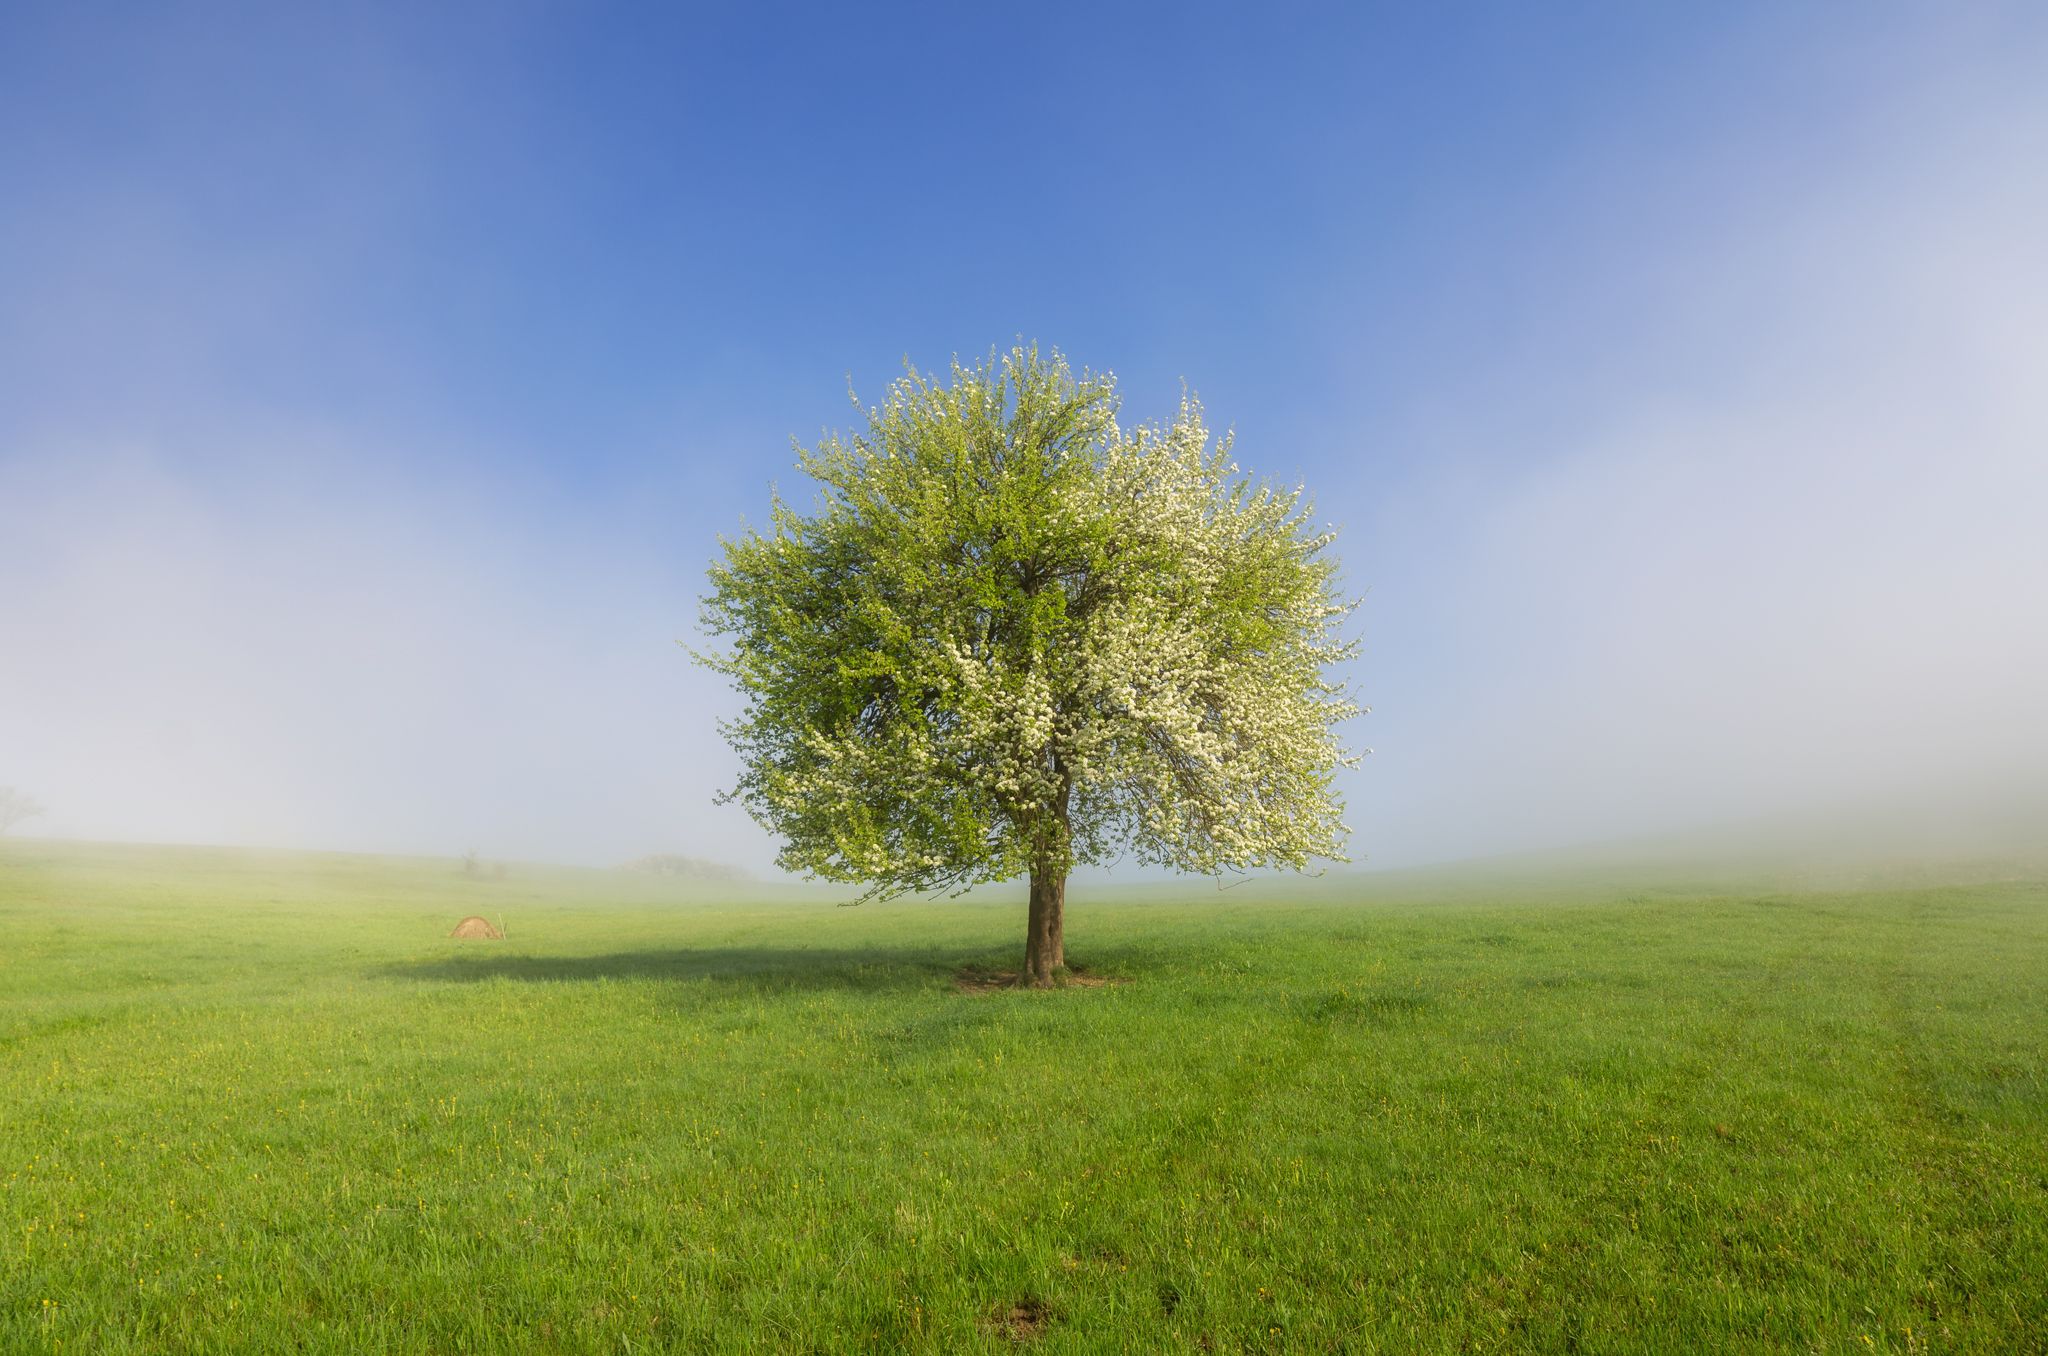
[449,915,504,940]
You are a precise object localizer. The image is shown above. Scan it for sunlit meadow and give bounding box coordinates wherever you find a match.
[4,839,2044,1353]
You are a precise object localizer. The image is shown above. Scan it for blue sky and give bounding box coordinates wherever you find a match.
[4,3,2045,871]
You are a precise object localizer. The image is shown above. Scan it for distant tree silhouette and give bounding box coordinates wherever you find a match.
[0,787,46,836]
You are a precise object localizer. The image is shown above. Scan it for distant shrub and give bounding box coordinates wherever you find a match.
[625,854,751,882]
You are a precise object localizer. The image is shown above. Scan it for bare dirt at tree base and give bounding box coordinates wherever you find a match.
[953,963,1124,994]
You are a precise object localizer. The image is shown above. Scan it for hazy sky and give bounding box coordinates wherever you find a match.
[3,3,2044,872]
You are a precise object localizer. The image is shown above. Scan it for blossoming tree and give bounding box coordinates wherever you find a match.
[699,346,1359,986]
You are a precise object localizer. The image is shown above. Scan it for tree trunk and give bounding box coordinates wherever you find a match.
[1023,867,1066,988]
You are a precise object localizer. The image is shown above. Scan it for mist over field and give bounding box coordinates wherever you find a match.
[9,10,2048,1352]
[2,4,2043,874]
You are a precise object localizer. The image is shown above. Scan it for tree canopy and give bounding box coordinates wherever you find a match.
[698,346,1359,982]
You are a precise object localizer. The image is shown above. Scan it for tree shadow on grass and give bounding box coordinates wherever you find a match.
[374,945,1009,996]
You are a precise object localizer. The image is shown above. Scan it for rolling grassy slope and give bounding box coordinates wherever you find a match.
[3,840,2044,1353]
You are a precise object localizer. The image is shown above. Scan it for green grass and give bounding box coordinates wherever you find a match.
[3,840,2045,1354]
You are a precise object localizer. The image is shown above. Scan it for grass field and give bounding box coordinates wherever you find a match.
[3,840,2045,1353]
